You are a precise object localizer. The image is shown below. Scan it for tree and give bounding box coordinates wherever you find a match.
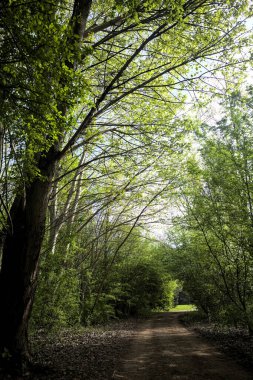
[168,87,253,332]
[0,0,250,368]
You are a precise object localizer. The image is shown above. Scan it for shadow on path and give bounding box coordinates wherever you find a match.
[113,312,252,380]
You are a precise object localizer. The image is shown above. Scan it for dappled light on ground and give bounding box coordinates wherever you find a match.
[113,312,251,380]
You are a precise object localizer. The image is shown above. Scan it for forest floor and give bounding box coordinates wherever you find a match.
[2,312,253,379]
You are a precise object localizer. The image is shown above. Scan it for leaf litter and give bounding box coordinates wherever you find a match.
[181,315,253,371]
[27,319,138,380]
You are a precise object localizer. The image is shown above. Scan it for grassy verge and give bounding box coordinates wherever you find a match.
[169,304,197,312]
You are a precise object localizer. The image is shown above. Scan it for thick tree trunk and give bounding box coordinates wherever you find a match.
[0,155,56,369]
[0,0,91,371]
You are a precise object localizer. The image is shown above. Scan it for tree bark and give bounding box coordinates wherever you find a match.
[0,152,56,369]
[0,1,92,369]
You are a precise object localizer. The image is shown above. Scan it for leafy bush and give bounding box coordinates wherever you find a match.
[114,261,177,317]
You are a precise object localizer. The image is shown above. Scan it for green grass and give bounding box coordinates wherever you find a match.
[169,304,197,312]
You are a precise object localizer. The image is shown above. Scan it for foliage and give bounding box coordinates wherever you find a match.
[167,87,253,333]
[113,260,174,317]
[32,230,177,328]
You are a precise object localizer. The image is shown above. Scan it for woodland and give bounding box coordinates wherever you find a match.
[0,0,253,377]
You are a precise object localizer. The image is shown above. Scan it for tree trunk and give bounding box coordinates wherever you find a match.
[0,0,92,371]
[0,154,56,370]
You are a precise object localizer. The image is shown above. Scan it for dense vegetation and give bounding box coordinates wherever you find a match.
[32,235,177,329]
[0,0,252,373]
[167,88,253,334]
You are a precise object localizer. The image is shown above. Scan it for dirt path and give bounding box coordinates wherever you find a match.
[113,312,252,380]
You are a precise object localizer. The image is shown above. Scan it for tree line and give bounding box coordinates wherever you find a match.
[168,88,253,334]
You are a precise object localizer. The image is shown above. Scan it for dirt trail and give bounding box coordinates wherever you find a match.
[113,312,252,380]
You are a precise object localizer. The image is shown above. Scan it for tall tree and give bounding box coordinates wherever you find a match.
[169,87,253,331]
